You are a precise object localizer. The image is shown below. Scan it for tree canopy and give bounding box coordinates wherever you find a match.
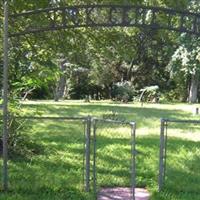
[1,0,200,103]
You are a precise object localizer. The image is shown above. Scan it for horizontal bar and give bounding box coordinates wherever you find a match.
[93,118,134,125]
[12,116,87,120]
[9,22,200,37]
[162,118,200,124]
[0,115,135,126]
[9,4,200,18]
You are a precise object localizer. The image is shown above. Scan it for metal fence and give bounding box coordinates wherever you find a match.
[158,118,200,192]
[91,118,136,200]
[0,115,136,199]
[0,116,88,193]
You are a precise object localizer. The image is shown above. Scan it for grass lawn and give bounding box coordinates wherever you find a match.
[0,100,200,200]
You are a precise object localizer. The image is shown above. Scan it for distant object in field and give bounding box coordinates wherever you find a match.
[139,85,159,106]
[193,107,199,115]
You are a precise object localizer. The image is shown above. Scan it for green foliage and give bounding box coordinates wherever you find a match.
[1,0,199,103]
[2,102,44,158]
[112,81,136,102]
[167,33,200,102]
[169,34,200,76]
[139,85,160,102]
[166,1,200,103]
[8,116,44,158]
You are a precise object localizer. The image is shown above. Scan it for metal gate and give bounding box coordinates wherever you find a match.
[158,118,200,193]
[91,118,136,200]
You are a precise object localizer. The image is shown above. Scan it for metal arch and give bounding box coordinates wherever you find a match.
[8,4,200,37]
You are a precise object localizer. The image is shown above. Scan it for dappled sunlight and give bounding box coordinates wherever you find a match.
[1,102,200,199]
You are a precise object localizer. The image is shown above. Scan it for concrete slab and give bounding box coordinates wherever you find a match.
[98,187,150,200]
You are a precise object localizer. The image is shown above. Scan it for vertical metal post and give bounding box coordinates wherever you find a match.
[93,119,97,194]
[130,122,136,200]
[163,121,168,180]
[2,0,9,191]
[82,119,86,189]
[85,116,91,192]
[158,119,165,192]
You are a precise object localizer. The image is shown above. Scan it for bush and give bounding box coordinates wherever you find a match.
[8,116,42,158]
[112,81,135,102]
[139,85,160,103]
[0,104,44,159]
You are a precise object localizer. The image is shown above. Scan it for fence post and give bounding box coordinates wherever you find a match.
[158,118,165,192]
[85,116,91,192]
[2,1,9,191]
[130,122,136,200]
[163,121,168,181]
[92,119,97,194]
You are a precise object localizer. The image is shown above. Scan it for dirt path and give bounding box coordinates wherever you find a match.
[98,187,150,200]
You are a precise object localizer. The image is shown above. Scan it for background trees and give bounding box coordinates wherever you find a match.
[168,34,200,103]
[1,0,200,103]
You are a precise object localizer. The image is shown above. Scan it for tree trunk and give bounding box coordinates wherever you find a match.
[109,86,112,99]
[106,85,112,99]
[55,60,68,101]
[188,72,199,103]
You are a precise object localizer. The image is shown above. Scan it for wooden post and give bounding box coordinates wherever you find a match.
[2,0,9,191]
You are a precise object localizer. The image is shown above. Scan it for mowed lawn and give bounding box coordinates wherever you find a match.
[0,100,200,200]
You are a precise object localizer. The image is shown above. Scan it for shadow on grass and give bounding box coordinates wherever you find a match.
[92,134,200,200]
[0,185,89,200]
[23,104,191,127]
[152,137,200,200]
[1,115,200,200]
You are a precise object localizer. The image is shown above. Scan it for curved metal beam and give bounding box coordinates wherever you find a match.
[8,5,200,37]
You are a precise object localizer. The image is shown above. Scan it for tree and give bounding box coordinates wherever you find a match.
[168,34,200,103]
[166,0,200,103]
[0,0,196,102]
[54,58,69,101]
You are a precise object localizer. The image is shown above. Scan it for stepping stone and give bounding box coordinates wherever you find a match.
[98,187,150,200]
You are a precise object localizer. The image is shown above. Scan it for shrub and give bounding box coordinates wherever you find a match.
[112,81,136,102]
[0,104,44,159]
[139,85,160,103]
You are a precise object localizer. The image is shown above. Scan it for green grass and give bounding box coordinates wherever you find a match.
[0,100,200,199]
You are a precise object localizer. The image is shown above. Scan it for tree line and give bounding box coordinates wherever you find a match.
[0,0,200,103]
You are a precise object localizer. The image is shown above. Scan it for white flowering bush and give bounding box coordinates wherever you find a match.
[112,81,136,102]
[169,34,200,77]
[168,32,200,102]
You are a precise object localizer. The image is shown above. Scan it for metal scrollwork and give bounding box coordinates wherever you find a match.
[9,5,200,37]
